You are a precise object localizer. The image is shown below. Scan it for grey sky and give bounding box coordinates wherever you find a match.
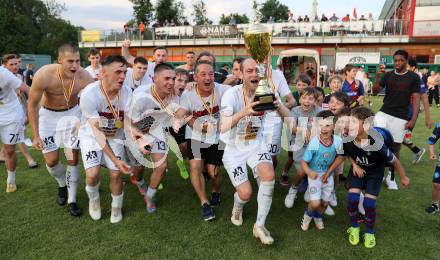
[61,0,387,29]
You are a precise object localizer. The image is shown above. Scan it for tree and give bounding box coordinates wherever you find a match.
[259,0,288,23]
[0,0,78,59]
[219,13,249,25]
[154,0,186,25]
[192,0,211,25]
[129,0,154,24]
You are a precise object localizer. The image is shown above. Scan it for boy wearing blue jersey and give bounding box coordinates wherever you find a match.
[425,123,440,214]
[300,110,343,230]
[326,107,410,248]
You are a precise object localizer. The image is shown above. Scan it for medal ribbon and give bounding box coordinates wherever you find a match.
[57,65,75,106]
[151,84,174,115]
[195,84,215,116]
[99,81,120,121]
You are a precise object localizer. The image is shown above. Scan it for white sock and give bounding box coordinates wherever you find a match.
[146,186,157,200]
[358,192,365,215]
[111,193,124,209]
[7,170,16,184]
[46,163,66,187]
[136,179,146,193]
[233,192,248,209]
[86,183,100,201]
[256,180,275,227]
[66,165,80,204]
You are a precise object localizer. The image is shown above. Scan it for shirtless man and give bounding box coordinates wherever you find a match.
[28,44,94,217]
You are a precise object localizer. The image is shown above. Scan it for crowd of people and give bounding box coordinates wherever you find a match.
[2,43,440,248]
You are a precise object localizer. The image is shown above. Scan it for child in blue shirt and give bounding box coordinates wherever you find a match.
[300,110,343,230]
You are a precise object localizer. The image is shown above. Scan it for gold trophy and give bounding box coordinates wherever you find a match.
[244,0,275,111]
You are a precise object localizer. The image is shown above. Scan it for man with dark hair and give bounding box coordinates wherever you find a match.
[78,55,131,223]
[123,56,152,91]
[195,51,227,84]
[177,51,196,72]
[372,49,420,190]
[179,60,230,221]
[223,57,244,86]
[85,48,101,81]
[28,43,94,217]
[125,62,186,214]
[121,40,168,80]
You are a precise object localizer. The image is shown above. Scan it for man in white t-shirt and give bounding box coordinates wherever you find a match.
[28,44,94,217]
[180,60,230,221]
[262,65,296,169]
[0,67,30,193]
[123,56,152,91]
[125,63,184,214]
[79,55,131,223]
[84,48,102,81]
[121,40,168,81]
[220,58,291,245]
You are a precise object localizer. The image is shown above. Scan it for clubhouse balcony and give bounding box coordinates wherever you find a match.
[79,19,410,48]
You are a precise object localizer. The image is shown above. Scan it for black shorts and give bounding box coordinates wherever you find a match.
[186,139,224,166]
[169,125,186,144]
[347,168,384,197]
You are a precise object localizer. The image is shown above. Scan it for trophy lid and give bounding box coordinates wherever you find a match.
[246,0,270,34]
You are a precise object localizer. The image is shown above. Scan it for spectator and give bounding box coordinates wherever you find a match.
[313,15,320,22]
[305,62,316,86]
[164,19,170,26]
[329,13,338,21]
[183,20,190,26]
[368,13,374,21]
[297,16,303,22]
[268,16,275,23]
[304,15,310,22]
[321,14,328,22]
[342,14,350,22]
[138,21,145,39]
[124,23,129,38]
[24,63,34,87]
[319,67,325,87]
[359,15,367,21]
[170,19,176,26]
[427,71,440,107]
[288,10,294,22]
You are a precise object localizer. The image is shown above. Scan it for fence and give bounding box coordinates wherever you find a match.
[79,19,407,43]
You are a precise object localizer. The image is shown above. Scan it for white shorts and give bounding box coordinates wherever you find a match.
[0,122,24,145]
[263,121,282,156]
[223,145,272,187]
[80,140,126,171]
[308,174,334,202]
[38,106,81,153]
[125,137,168,167]
[374,111,407,143]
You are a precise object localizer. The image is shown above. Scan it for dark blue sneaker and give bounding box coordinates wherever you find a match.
[202,203,215,221]
[210,192,221,206]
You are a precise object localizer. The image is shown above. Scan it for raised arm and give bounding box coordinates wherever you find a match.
[372,64,385,95]
[121,40,135,65]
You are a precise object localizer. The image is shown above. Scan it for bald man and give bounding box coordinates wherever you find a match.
[28,44,94,217]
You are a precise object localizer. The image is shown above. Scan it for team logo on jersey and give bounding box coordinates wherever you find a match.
[356,156,370,165]
[309,186,318,194]
[85,151,98,161]
[323,152,330,158]
[43,136,55,147]
[232,166,246,182]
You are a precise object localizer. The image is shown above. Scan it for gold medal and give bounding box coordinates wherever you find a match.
[115,119,123,129]
[99,81,122,130]
[57,65,75,107]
